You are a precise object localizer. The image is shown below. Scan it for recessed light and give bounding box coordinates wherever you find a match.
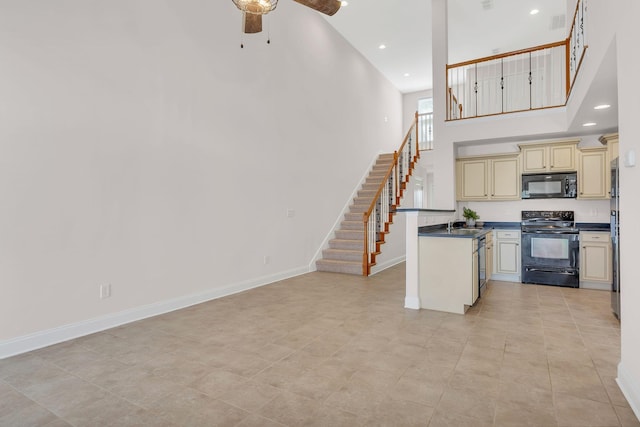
[594,104,611,110]
[404,73,410,77]
[530,9,539,15]
[583,122,597,127]
[341,1,348,6]
[378,44,386,50]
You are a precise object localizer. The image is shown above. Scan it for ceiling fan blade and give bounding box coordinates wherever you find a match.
[293,0,341,16]
[243,12,263,33]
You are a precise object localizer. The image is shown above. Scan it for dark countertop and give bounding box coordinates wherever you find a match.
[418,221,610,238]
[418,224,491,238]
[394,208,456,213]
[576,223,610,232]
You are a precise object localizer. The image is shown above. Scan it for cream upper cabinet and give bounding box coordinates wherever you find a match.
[456,159,488,200]
[580,232,612,285]
[490,156,520,199]
[599,132,619,161]
[456,154,520,201]
[521,145,547,172]
[578,147,609,199]
[520,140,578,173]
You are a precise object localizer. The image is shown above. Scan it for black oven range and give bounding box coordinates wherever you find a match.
[521,210,580,288]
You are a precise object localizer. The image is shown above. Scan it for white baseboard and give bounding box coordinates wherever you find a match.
[404,296,420,310]
[579,281,610,291]
[490,274,521,283]
[617,362,640,421]
[370,255,406,276]
[0,266,309,360]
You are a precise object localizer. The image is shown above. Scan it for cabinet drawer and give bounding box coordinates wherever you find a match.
[581,232,610,242]
[496,230,520,239]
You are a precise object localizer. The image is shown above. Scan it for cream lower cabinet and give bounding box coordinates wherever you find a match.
[578,147,609,199]
[580,231,612,289]
[456,154,520,201]
[492,230,521,282]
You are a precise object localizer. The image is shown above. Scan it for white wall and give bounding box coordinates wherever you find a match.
[0,0,402,350]
[403,89,433,131]
[616,0,640,419]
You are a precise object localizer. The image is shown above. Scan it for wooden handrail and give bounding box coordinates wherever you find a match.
[566,0,588,97]
[567,0,582,43]
[446,39,568,70]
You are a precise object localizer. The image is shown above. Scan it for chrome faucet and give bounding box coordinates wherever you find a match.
[447,221,453,232]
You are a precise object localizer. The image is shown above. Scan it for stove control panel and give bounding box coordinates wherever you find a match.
[521,210,574,221]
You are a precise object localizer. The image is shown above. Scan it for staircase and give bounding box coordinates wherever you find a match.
[316,153,396,275]
[315,112,425,276]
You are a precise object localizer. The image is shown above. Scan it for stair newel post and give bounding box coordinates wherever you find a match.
[362,211,369,276]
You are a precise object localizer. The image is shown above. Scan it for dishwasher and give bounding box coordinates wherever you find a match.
[477,235,487,298]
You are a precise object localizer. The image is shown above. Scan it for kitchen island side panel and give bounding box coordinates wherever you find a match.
[419,236,474,315]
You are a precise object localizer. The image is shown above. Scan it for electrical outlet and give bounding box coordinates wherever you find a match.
[264,255,270,265]
[286,209,295,218]
[100,283,111,299]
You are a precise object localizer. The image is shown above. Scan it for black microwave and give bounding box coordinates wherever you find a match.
[522,172,577,199]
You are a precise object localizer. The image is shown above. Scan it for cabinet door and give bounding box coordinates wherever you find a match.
[496,240,520,275]
[580,243,612,282]
[579,149,608,199]
[580,232,612,283]
[458,159,488,200]
[522,146,547,173]
[491,157,520,199]
[549,144,576,171]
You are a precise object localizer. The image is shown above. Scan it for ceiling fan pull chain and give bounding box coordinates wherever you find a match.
[267,15,271,44]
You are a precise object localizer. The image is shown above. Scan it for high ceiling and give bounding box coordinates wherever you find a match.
[324,0,618,135]
[326,0,568,93]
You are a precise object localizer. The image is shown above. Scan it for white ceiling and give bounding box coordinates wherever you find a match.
[324,0,618,135]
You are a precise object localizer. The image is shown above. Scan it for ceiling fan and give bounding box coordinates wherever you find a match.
[232,0,342,34]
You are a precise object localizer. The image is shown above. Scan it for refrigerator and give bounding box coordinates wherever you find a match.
[611,158,620,319]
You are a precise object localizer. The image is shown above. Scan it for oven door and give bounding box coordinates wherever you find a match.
[521,231,580,287]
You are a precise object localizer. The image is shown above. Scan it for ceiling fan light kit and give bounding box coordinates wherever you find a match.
[232,0,341,34]
[232,0,278,33]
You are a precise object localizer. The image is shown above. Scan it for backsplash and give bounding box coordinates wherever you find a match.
[456,199,610,223]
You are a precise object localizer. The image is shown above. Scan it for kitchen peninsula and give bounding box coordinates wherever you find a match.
[417,226,491,314]
[396,208,521,315]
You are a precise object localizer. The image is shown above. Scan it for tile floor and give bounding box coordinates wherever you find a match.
[1,264,637,426]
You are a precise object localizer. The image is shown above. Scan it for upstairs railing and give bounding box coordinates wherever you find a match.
[446,0,587,121]
[362,112,429,276]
